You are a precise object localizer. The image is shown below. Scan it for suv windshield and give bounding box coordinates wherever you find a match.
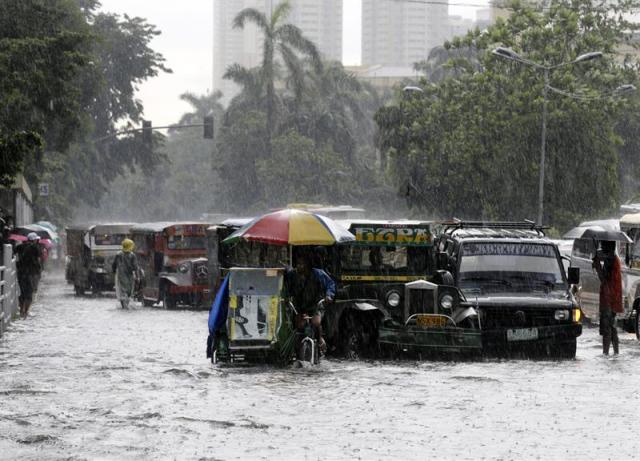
[458,242,566,295]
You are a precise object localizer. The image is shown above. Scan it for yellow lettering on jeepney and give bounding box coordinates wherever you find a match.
[268,296,278,340]
[229,295,237,309]
[395,228,413,243]
[355,227,375,242]
[414,229,430,244]
[376,228,396,243]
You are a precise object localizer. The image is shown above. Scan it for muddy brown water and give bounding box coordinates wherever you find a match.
[1,274,639,460]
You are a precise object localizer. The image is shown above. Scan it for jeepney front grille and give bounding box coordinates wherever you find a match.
[192,261,209,285]
[480,307,557,329]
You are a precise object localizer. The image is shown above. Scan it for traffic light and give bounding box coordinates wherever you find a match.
[203,116,214,139]
[142,120,152,146]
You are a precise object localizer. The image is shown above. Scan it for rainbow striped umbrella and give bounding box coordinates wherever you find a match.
[222,209,355,246]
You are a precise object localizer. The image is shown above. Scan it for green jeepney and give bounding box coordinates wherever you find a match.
[329,220,482,357]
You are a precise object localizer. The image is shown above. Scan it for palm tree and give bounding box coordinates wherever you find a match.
[414,45,480,83]
[173,90,224,127]
[232,0,322,140]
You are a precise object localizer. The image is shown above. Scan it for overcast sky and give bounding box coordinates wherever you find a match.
[99,0,484,127]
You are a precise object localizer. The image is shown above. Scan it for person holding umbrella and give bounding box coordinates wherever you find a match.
[592,240,623,355]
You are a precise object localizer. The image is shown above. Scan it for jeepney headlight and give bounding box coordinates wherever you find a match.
[572,308,582,323]
[386,291,401,307]
[178,262,190,274]
[440,294,453,310]
[554,309,570,321]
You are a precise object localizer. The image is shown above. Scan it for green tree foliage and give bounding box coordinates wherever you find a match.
[0,0,92,186]
[216,1,394,213]
[376,0,640,228]
[0,0,169,222]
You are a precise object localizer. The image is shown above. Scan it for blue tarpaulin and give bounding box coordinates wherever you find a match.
[208,274,229,335]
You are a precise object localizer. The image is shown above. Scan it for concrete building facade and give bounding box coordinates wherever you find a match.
[214,0,343,102]
[361,0,475,68]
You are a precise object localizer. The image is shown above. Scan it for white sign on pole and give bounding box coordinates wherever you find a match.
[38,183,49,196]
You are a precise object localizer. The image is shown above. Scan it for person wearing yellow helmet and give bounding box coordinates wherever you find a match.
[112,238,139,309]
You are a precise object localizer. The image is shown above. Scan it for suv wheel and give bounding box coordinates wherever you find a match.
[635,312,639,341]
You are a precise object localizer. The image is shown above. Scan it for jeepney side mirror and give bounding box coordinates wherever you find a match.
[567,267,580,285]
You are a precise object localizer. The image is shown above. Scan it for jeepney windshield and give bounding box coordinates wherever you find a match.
[94,233,128,246]
[224,241,289,268]
[339,245,429,274]
[167,235,206,250]
[458,242,566,295]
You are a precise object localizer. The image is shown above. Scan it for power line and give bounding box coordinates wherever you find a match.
[392,0,497,8]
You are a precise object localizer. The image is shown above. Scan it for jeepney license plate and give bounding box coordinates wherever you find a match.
[416,315,446,328]
[507,328,538,341]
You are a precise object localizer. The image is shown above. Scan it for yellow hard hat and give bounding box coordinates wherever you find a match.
[122,238,135,252]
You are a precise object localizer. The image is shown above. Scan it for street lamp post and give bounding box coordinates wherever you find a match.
[492,47,603,225]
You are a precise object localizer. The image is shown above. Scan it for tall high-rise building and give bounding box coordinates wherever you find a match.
[361,0,474,68]
[214,0,343,101]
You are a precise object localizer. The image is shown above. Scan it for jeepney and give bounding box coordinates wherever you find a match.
[570,216,640,337]
[327,220,481,357]
[65,223,132,295]
[435,221,582,358]
[131,222,210,309]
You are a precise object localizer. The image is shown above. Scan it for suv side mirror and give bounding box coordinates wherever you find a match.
[567,267,580,285]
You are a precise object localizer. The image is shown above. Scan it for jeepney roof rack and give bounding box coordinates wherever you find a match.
[442,218,548,237]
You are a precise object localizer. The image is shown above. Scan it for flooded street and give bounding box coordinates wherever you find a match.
[0,273,638,460]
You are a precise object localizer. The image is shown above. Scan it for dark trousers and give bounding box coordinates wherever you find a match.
[600,309,619,355]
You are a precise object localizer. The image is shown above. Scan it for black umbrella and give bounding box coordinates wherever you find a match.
[578,227,632,243]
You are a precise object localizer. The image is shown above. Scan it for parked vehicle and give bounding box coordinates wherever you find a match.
[65,223,132,295]
[131,222,210,309]
[326,219,439,356]
[434,221,582,358]
[569,216,639,335]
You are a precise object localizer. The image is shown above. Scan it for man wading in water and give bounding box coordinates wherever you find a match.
[592,240,623,355]
[16,232,43,318]
[112,239,138,309]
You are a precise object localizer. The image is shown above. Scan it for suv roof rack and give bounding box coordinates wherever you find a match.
[442,218,548,237]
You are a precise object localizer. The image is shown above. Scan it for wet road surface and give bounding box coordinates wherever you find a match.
[1,273,639,460]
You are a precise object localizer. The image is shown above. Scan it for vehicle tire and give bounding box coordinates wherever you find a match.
[550,339,577,360]
[74,284,84,296]
[339,312,365,360]
[635,312,640,341]
[142,298,155,307]
[162,289,176,310]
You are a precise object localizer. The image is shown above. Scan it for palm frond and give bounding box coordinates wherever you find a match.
[271,1,291,28]
[276,23,323,73]
[233,7,269,32]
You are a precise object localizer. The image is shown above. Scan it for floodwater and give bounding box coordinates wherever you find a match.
[1,273,639,460]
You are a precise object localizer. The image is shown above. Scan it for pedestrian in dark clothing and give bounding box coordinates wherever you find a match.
[592,240,623,355]
[286,254,336,353]
[16,233,43,318]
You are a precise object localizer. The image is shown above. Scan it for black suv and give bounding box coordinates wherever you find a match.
[434,221,582,358]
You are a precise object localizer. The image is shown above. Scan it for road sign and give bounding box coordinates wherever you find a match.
[38,183,49,196]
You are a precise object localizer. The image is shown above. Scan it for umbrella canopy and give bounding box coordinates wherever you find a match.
[16,224,58,242]
[223,209,355,246]
[578,227,632,243]
[36,221,58,233]
[8,234,53,249]
[562,225,606,240]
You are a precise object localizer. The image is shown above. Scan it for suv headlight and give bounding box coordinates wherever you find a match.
[178,262,190,274]
[386,291,401,307]
[554,309,569,321]
[440,294,453,310]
